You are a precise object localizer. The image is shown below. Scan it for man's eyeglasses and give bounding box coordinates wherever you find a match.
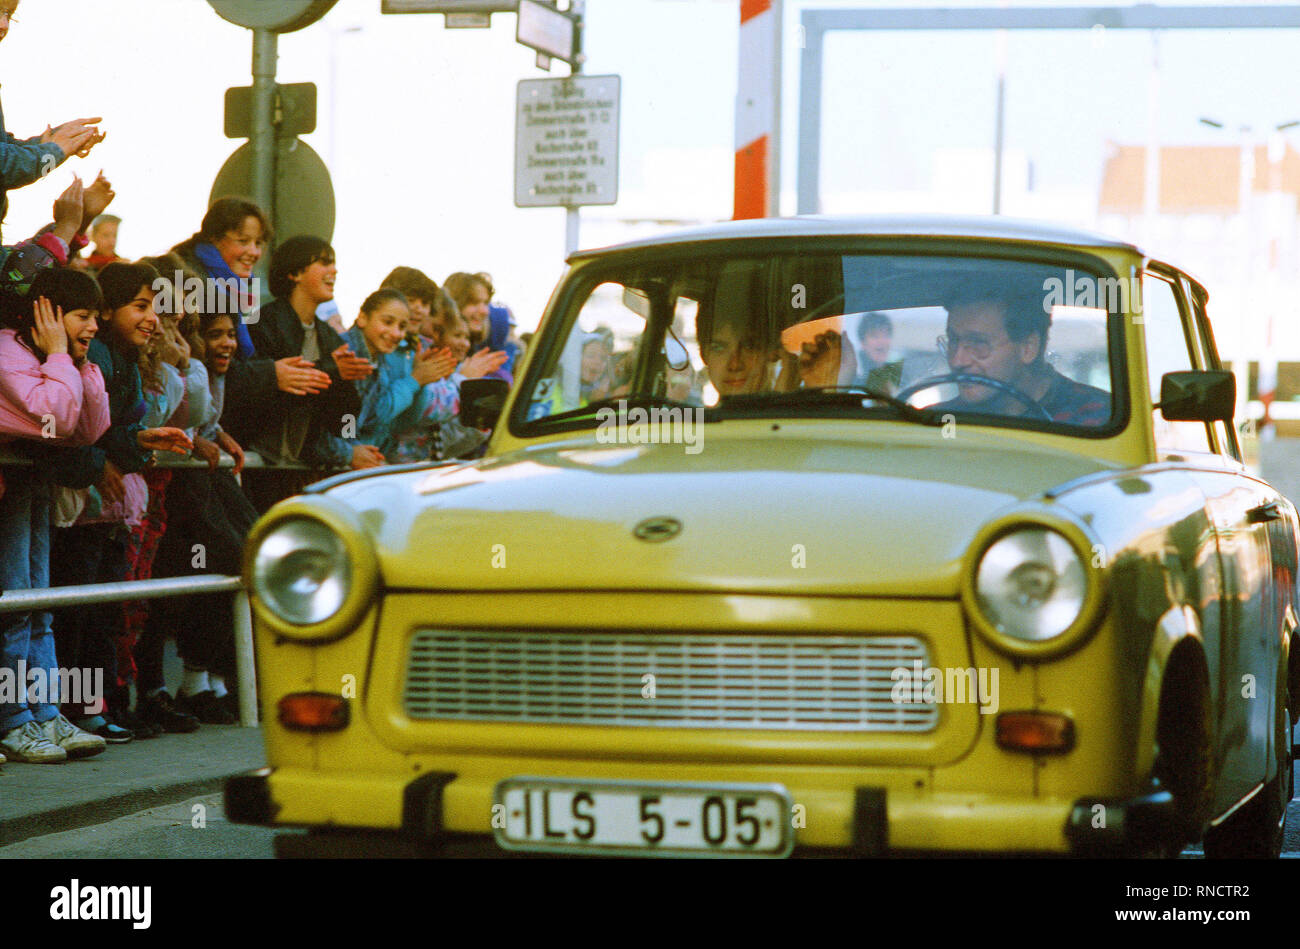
[937,333,996,361]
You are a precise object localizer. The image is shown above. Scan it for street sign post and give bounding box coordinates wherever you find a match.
[225,83,318,139]
[515,75,619,208]
[208,2,339,258]
[212,139,336,243]
[516,0,576,62]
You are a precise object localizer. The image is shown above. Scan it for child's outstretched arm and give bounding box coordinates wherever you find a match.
[0,137,61,191]
[0,118,99,191]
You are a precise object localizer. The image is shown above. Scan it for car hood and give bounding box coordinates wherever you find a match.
[326,432,1115,597]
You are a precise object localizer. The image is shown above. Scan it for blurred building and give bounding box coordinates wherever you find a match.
[1097,142,1300,419]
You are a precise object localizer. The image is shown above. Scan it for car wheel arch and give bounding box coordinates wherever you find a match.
[1137,606,1214,839]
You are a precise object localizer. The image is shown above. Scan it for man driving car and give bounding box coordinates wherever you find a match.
[936,287,1110,426]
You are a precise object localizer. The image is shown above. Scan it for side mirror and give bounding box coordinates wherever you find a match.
[1157,370,1235,422]
[460,378,510,431]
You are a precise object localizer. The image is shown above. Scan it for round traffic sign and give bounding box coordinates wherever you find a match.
[207,0,338,33]
[211,138,336,244]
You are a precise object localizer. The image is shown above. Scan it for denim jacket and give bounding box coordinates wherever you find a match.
[0,91,69,235]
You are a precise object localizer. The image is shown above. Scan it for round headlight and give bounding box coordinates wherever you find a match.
[975,528,1086,642]
[251,518,351,625]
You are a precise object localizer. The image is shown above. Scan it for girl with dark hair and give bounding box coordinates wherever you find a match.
[49,262,192,742]
[143,308,259,725]
[0,269,110,763]
[117,259,213,735]
[342,289,459,463]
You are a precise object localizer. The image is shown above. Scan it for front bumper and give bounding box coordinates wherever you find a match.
[224,767,1179,858]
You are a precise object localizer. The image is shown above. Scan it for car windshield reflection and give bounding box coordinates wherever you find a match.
[521,252,1118,433]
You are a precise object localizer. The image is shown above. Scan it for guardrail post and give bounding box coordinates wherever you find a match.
[234,589,259,727]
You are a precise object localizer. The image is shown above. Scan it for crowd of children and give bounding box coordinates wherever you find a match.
[0,0,521,762]
[0,187,521,763]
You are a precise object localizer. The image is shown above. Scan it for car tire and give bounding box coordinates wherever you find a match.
[1202,702,1291,860]
[1150,672,1213,854]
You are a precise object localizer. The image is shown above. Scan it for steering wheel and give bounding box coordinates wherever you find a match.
[895,372,1053,422]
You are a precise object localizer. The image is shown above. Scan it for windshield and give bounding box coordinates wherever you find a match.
[517,249,1121,434]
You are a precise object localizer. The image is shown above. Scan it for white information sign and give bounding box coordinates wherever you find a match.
[515,75,620,208]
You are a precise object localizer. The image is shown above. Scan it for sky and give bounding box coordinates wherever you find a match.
[2,0,1298,330]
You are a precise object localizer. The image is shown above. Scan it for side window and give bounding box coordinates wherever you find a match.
[1143,274,1211,455]
[526,281,644,421]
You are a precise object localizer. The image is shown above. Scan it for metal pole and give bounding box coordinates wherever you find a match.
[796,12,823,215]
[992,64,1005,213]
[770,0,784,217]
[328,28,340,171]
[234,589,259,727]
[0,575,243,613]
[250,29,279,226]
[564,1,584,256]
[1141,31,1160,247]
[565,207,580,256]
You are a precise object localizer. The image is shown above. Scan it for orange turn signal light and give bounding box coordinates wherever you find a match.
[995,711,1075,754]
[278,693,350,733]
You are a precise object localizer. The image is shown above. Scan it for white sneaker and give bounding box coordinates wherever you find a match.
[0,720,68,763]
[43,713,106,759]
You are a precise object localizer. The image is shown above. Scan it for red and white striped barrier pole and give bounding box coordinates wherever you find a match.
[735,0,783,219]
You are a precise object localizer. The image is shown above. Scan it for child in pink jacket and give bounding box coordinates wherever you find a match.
[0,267,111,764]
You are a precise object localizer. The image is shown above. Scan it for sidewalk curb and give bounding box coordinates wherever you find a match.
[0,771,242,849]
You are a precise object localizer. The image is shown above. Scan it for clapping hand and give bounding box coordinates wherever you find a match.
[42,118,104,159]
[81,171,115,231]
[413,346,457,386]
[158,321,191,370]
[331,344,374,382]
[275,356,332,395]
[459,348,509,380]
[51,176,84,243]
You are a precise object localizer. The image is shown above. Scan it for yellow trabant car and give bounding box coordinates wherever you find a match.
[227,216,1297,858]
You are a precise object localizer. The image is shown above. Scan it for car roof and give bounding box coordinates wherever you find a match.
[569,214,1143,260]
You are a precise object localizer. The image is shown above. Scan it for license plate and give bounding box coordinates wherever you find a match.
[493,778,794,857]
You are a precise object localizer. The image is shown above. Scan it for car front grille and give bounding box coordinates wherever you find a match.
[402,630,939,732]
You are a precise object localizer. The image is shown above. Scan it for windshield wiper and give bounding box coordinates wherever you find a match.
[721,386,943,426]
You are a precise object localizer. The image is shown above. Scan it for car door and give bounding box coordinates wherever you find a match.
[1145,266,1277,808]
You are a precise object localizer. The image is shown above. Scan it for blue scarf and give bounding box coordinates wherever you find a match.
[194,242,258,357]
